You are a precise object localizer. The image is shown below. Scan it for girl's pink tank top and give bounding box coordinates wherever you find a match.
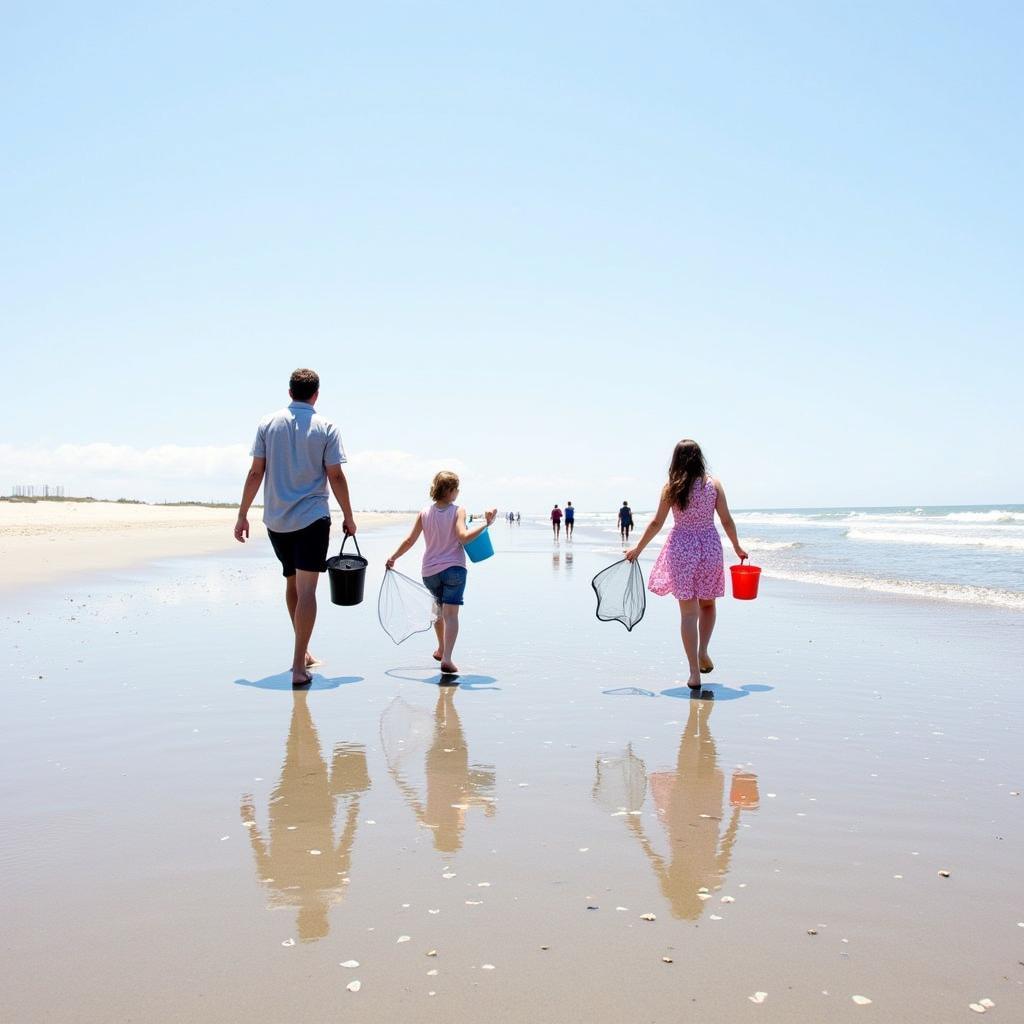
[421,503,466,577]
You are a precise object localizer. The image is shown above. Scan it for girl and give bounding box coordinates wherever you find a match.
[386,471,497,675]
[626,440,747,690]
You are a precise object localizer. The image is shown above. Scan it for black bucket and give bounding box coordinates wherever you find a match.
[326,533,368,606]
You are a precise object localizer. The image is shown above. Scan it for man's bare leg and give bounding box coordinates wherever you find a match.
[286,575,319,668]
[291,570,320,684]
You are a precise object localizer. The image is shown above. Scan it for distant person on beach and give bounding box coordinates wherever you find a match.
[515,512,520,524]
[564,501,575,539]
[626,440,746,690]
[235,368,356,686]
[551,504,563,539]
[618,501,634,542]
[386,471,496,675]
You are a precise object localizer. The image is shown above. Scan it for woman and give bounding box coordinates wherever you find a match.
[626,440,747,689]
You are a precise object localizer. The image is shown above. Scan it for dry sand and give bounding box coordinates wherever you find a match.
[0,501,405,589]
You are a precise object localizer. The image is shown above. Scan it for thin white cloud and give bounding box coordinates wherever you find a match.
[0,442,250,480]
[348,449,469,482]
[0,442,473,505]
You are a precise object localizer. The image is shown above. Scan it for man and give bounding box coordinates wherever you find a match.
[235,368,356,685]
[551,503,563,540]
[564,501,575,539]
[618,500,634,544]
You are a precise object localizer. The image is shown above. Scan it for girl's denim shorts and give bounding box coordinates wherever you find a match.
[422,565,468,606]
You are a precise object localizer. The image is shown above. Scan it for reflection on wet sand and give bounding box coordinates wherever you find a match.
[382,688,495,854]
[596,698,758,920]
[241,689,370,941]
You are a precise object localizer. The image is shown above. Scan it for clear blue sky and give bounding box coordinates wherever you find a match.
[1,2,1021,509]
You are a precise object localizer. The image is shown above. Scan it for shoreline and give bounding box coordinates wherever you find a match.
[0,501,406,591]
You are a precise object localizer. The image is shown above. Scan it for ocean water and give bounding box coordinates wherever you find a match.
[518,505,1024,610]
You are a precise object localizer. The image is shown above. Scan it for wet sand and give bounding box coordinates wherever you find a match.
[1,519,1022,1022]
[0,502,404,590]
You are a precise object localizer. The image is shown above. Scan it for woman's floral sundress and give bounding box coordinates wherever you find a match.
[647,477,725,601]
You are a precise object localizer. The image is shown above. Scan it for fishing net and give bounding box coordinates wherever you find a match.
[591,557,646,631]
[378,569,439,645]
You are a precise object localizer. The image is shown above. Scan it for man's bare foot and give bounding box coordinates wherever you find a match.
[432,649,443,662]
[439,661,459,674]
[686,670,702,691]
[698,655,714,674]
[305,652,322,668]
[292,669,313,686]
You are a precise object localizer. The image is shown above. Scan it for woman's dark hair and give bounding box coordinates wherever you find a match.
[666,439,708,511]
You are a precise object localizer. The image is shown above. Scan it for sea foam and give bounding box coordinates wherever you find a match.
[845,528,1024,551]
[763,568,1024,611]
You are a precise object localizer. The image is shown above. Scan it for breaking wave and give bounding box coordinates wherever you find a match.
[845,529,1024,551]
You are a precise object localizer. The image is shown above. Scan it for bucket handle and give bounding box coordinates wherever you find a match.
[338,530,363,560]
[738,555,747,564]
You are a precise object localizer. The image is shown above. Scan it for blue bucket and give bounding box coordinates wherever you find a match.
[464,527,494,563]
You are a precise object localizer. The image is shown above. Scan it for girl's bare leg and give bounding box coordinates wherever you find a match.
[440,605,460,673]
[678,599,701,688]
[432,617,444,661]
[698,599,716,672]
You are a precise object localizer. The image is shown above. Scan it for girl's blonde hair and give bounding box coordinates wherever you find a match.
[430,471,460,502]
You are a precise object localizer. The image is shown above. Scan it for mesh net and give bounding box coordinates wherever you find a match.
[591,557,646,631]
[378,569,439,645]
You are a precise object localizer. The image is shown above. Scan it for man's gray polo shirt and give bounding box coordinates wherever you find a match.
[251,402,345,533]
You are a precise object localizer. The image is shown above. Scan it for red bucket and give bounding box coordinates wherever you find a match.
[730,559,761,600]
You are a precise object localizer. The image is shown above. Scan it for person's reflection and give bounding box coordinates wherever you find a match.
[601,698,758,920]
[387,688,495,854]
[551,552,573,575]
[240,689,370,942]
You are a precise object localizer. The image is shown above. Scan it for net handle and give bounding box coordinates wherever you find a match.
[338,530,362,559]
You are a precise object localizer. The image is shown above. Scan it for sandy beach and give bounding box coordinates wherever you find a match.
[1,515,1021,1023]
[0,501,405,590]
